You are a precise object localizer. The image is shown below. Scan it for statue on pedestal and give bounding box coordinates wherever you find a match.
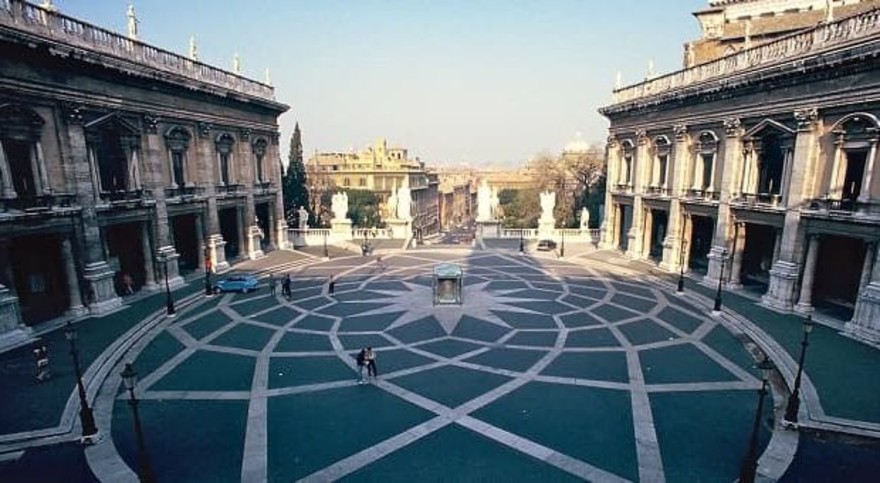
[396,185,412,220]
[477,180,492,221]
[298,206,308,230]
[540,191,556,222]
[331,192,348,221]
[580,207,590,230]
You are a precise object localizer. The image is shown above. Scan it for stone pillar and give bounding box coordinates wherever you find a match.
[600,136,620,249]
[236,206,247,259]
[763,109,818,312]
[65,109,122,315]
[660,126,689,272]
[642,208,653,259]
[61,237,86,317]
[195,213,206,271]
[772,228,783,265]
[0,240,25,340]
[143,119,183,289]
[275,190,289,250]
[728,222,746,289]
[847,242,880,343]
[140,222,158,290]
[626,198,644,259]
[0,141,16,198]
[705,118,742,286]
[858,139,877,203]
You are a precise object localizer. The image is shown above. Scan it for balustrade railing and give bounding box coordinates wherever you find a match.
[0,0,274,100]
[0,193,77,211]
[806,197,880,216]
[164,185,204,200]
[734,192,783,207]
[216,183,242,196]
[610,7,880,104]
[98,189,150,204]
[684,189,721,202]
[645,186,672,197]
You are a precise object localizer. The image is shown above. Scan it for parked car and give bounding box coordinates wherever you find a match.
[214,274,259,293]
[536,239,558,251]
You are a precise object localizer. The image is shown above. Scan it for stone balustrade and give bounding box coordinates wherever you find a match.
[0,0,275,100]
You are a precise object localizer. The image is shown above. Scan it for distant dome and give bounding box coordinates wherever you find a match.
[564,131,590,154]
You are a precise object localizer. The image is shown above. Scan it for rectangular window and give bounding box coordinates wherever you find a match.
[843,150,867,200]
[172,151,185,186]
[256,154,264,183]
[658,154,668,187]
[220,152,230,185]
[701,153,714,190]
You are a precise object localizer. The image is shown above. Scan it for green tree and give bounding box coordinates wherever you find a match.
[282,123,311,225]
[345,190,382,228]
[497,188,540,228]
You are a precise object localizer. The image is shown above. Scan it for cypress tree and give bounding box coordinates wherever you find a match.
[282,122,311,226]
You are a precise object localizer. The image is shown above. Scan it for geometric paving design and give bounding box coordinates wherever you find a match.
[105,251,771,482]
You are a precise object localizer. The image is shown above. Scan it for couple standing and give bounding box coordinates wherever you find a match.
[356,347,377,384]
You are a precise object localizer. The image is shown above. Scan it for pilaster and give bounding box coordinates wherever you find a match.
[846,242,880,344]
[61,237,87,317]
[660,125,689,272]
[794,235,820,314]
[140,222,158,291]
[705,118,741,285]
[727,222,746,289]
[600,135,619,249]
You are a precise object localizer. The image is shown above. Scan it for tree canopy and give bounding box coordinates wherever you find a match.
[282,123,311,226]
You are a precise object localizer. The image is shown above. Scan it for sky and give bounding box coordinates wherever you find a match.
[60,0,707,167]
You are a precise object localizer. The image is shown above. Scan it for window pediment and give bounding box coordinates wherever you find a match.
[164,126,192,151]
[0,103,45,141]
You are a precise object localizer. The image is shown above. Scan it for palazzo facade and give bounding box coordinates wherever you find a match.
[0,1,289,336]
[600,1,880,344]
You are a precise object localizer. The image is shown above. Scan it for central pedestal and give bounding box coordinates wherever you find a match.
[475,220,500,239]
[538,218,554,240]
[385,219,411,240]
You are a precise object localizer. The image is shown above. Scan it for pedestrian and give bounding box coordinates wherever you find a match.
[282,274,291,298]
[33,344,51,382]
[356,347,367,384]
[376,256,384,271]
[365,347,378,380]
[269,273,276,296]
[328,275,335,295]
[121,273,134,295]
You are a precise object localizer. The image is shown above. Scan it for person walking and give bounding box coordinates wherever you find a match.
[356,348,367,384]
[282,274,291,298]
[365,347,378,381]
[269,274,276,296]
[328,275,335,296]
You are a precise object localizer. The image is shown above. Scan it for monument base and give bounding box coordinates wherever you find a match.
[538,219,555,240]
[475,220,500,239]
[385,219,411,240]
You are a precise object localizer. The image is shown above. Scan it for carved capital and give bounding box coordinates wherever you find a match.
[635,129,648,145]
[63,103,84,125]
[723,117,742,137]
[240,128,251,142]
[198,122,213,138]
[606,134,618,149]
[673,124,688,142]
[144,115,159,134]
[794,107,819,131]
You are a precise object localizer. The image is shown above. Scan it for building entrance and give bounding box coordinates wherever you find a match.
[618,204,632,251]
[10,234,67,324]
[105,222,146,295]
[648,211,668,261]
[171,214,199,274]
[813,235,866,319]
[688,215,714,275]
[256,203,271,250]
[219,207,240,261]
[740,223,776,293]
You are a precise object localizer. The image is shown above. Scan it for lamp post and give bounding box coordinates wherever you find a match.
[64,321,98,443]
[519,229,524,254]
[323,230,329,259]
[203,244,212,297]
[739,356,775,483]
[713,249,728,312]
[784,314,815,426]
[560,226,566,258]
[120,363,156,483]
[161,251,175,317]
[677,239,688,293]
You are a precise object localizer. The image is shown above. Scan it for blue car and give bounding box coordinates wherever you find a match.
[214,274,259,293]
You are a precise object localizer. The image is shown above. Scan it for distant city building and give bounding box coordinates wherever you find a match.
[0,1,288,335]
[308,139,439,237]
[602,0,880,343]
[437,170,475,230]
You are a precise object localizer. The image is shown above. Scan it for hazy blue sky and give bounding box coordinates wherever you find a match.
[62,0,707,166]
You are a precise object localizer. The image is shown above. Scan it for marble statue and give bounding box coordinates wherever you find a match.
[233,53,242,74]
[580,207,590,229]
[477,180,492,221]
[189,36,199,61]
[491,186,499,218]
[540,191,556,221]
[298,206,308,229]
[396,185,412,220]
[386,185,398,220]
[126,4,139,40]
[331,192,348,221]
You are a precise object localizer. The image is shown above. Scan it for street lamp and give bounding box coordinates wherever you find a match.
[160,251,175,317]
[64,321,98,443]
[677,239,688,293]
[713,249,728,313]
[784,314,815,426]
[519,229,524,254]
[203,244,213,297]
[739,356,775,483]
[120,363,156,483]
[560,227,565,258]
[323,230,329,259]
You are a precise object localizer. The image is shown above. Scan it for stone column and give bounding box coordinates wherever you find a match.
[600,136,620,249]
[144,122,183,289]
[857,139,877,203]
[705,118,742,286]
[65,108,122,315]
[195,213,206,271]
[626,198,644,259]
[237,206,247,260]
[847,242,880,343]
[772,228,783,265]
[794,235,820,314]
[626,133,648,259]
[828,134,845,199]
[141,222,158,290]
[61,237,86,317]
[0,240,24,339]
[0,141,16,198]
[643,209,654,259]
[763,109,818,312]
[728,222,746,289]
[661,125,689,272]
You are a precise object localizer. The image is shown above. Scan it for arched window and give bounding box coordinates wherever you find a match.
[215,133,235,185]
[828,113,879,202]
[252,137,268,183]
[0,104,47,199]
[164,127,192,187]
[620,140,635,187]
[85,113,141,194]
[694,131,719,192]
[652,136,671,189]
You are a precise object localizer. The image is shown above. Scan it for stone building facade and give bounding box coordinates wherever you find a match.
[600,2,880,344]
[0,1,288,336]
[308,139,439,237]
